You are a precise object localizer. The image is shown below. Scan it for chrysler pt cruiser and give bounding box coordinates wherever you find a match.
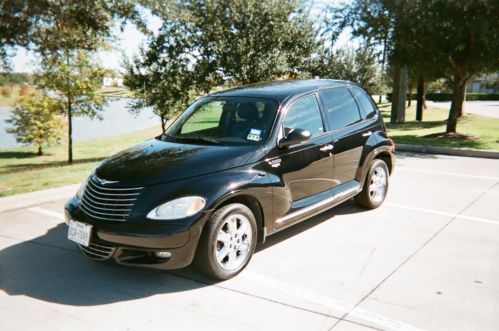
[65,79,394,280]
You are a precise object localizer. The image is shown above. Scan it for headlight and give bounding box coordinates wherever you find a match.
[147,196,206,220]
[76,176,90,199]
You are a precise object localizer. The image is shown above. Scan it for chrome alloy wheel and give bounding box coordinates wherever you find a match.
[215,213,253,271]
[369,166,387,203]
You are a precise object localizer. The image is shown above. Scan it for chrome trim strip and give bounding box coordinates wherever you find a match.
[82,245,113,254]
[86,182,141,196]
[89,242,115,250]
[335,185,360,199]
[80,205,127,221]
[84,189,137,202]
[88,180,143,191]
[276,184,361,224]
[81,197,131,212]
[79,243,116,260]
[82,194,134,207]
[81,203,130,217]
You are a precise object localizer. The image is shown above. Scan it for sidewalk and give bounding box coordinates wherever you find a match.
[0,184,79,214]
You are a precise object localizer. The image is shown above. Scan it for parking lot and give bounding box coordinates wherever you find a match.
[0,152,498,331]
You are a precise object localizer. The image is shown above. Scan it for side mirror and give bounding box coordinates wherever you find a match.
[278,128,311,148]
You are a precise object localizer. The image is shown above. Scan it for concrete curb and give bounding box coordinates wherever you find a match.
[0,184,79,214]
[396,143,499,159]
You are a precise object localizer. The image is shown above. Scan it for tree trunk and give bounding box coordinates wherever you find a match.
[160,114,166,132]
[391,65,407,124]
[446,76,467,133]
[457,81,467,117]
[66,50,73,164]
[37,145,43,156]
[378,94,382,104]
[407,97,411,107]
[416,78,425,121]
[68,97,73,163]
[390,65,401,124]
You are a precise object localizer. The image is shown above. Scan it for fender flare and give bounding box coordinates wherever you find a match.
[356,144,394,186]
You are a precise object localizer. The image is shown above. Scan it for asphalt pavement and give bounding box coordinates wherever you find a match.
[0,152,498,331]
[432,101,499,118]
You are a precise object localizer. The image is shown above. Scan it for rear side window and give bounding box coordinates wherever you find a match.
[320,88,362,131]
[350,86,377,118]
[283,95,324,137]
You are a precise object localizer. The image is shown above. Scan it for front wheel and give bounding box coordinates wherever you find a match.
[355,159,389,209]
[195,203,257,280]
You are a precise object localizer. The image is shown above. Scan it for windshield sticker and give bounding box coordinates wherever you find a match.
[247,129,262,141]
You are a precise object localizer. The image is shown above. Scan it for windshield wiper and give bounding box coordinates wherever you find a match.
[177,135,225,145]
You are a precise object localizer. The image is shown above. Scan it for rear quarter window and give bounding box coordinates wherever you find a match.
[350,86,377,118]
[319,88,362,131]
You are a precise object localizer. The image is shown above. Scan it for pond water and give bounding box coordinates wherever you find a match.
[0,98,160,149]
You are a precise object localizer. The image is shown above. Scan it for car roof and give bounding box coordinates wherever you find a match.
[209,79,351,103]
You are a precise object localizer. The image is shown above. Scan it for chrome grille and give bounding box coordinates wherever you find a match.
[80,178,143,222]
[79,241,116,260]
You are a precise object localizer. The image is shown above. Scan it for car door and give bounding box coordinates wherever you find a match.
[268,93,335,226]
[319,87,373,188]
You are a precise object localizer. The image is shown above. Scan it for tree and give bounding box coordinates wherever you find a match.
[394,0,499,133]
[6,92,64,156]
[173,0,318,84]
[0,0,145,69]
[126,0,319,124]
[308,46,379,93]
[36,51,108,163]
[326,0,409,123]
[123,32,205,132]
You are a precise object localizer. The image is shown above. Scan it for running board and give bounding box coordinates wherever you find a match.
[276,184,362,224]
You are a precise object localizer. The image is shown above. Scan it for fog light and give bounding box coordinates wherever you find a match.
[154,251,171,259]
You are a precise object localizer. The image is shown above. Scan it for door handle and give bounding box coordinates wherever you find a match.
[362,131,373,137]
[320,144,334,152]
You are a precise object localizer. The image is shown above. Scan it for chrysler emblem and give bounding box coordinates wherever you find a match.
[95,176,119,185]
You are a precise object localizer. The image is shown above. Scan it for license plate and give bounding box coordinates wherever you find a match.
[68,220,92,247]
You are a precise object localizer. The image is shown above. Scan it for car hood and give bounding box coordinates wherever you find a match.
[95,138,264,187]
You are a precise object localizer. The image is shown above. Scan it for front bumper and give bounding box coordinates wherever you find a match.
[64,197,209,270]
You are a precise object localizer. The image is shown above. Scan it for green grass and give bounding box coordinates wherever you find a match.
[97,87,133,98]
[0,125,162,197]
[379,103,499,150]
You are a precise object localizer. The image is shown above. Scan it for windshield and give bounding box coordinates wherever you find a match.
[163,96,278,145]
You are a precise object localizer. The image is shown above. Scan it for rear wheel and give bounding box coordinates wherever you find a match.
[355,159,389,209]
[195,203,257,280]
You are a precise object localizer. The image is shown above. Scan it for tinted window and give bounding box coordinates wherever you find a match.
[351,86,377,118]
[320,88,361,130]
[283,95,324,137]
[165,97,277,145]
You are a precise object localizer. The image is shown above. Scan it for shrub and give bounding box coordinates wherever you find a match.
[1,86,11,97]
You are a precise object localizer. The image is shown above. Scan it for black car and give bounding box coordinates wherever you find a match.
[65,79,394,280]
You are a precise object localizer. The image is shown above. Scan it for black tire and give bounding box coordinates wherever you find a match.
[194,203,257,280]
[355,159,389,209]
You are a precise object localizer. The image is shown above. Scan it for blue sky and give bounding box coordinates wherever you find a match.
[11,0,348,73]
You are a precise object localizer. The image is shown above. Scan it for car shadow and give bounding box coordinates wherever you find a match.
[0,200,366,306]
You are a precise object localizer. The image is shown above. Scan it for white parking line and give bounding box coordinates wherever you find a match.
[242,271,425,331]
[385,203,499,225]
[397,167,499,181]
[28,207,65,221]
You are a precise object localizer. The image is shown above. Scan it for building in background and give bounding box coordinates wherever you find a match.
[467,72,499,93]
[102,76,124,87]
